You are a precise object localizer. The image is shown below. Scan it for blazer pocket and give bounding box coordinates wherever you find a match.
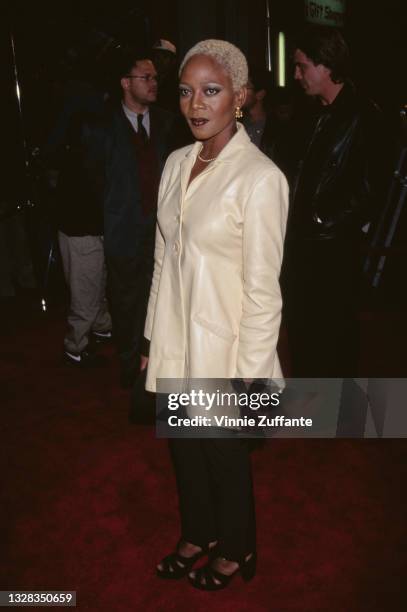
[193,314,237,343]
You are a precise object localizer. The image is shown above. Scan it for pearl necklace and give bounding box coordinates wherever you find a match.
[198,151,217,163]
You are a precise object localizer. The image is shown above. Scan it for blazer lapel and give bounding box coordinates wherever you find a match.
[179,151,196,204]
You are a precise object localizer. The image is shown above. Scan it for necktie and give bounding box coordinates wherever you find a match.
[137,113,148,142]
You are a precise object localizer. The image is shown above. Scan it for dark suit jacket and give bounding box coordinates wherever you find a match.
[55,111,106,236]
[102,105,175,259]
[53,104,174,246]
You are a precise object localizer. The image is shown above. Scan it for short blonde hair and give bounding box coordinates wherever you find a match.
[179,39,248,91]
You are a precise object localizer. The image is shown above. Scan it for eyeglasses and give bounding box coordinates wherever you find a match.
[126,74,158,82]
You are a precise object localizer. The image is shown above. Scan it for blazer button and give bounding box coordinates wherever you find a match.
[173,241,180,253]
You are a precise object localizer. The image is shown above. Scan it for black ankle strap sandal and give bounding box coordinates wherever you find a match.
[188,553,257,591]
[156,541,213,580]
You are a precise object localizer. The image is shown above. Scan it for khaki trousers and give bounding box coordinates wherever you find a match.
[58,232,111,353]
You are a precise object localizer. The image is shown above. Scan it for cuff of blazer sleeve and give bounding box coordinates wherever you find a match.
[140,336,150,357]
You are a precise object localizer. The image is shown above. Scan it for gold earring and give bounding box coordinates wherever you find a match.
[235,106,243,119]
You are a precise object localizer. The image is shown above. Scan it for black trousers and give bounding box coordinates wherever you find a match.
[169,437,256,562]
[107,252,153,382]
[281,239,362,378]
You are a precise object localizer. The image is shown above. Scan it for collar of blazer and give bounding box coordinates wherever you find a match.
[184,121,251,165]
[179,123,251,201]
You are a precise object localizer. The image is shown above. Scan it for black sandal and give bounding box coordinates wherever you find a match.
[188,553,257,591]
[156,540,214,580]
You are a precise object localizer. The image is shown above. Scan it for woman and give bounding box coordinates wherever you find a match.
[141,39,289,590]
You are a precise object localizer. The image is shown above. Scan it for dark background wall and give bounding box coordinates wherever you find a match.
[2,0,406,168]
[2,0,406,301]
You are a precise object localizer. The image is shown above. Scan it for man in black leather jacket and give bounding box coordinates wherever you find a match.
[280,27,388,377]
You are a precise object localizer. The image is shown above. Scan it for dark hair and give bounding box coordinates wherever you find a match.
[116,47,153,80]
[248,66,272,94]
[268,86,293,107]
[294,26,351,84]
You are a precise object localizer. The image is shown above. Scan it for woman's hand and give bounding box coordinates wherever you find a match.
[140,355,149,371]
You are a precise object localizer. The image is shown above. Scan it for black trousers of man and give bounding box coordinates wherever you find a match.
[169,437,256,562]
[281,238,362,378]
[107,225,155,387]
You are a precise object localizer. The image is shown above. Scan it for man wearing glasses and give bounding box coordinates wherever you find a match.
[103,52,175,387]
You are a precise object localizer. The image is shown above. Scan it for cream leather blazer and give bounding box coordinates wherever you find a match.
[144,123,289,392]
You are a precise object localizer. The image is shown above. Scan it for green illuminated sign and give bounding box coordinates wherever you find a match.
[305,0,346,27]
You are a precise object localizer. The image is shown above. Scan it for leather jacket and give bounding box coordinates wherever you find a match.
[144,123,289,391]
[286,84,386,242]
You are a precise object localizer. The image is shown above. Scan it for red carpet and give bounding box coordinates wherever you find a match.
[1,302,406,611]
